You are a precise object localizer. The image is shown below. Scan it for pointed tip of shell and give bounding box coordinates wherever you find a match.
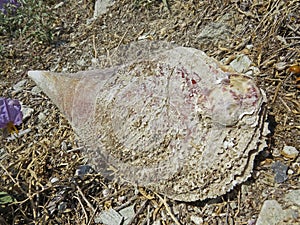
[28,70,49,84]
[28,70,59,100]
[28,70,44,78]
[28,70,98,128]
[28,71,54,93]
[28,70,76,122]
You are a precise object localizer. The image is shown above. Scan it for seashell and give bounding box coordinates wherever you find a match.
[28,41,269,202]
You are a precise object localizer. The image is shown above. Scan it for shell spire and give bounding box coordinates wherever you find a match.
[28,68,116,128]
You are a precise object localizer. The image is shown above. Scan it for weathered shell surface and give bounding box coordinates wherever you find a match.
[28,41,269,201]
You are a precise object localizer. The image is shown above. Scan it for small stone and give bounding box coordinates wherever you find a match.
[281,145,299,160]
[75,165,93,177]
[271,161,288,183]
[287,169,294,175]
[244,70,253,76]
[256,200,287,225]
[61,141,68,151]
[13,79,27,93]
[0,148,5,158]
[229,54,252,73]
[274,62,287,71]
[119,205,135,225]
[91,58,99,67]
[276,35,287,45]
[152,220,161,225]
[76,59,86,66]
[198,22,231,42]
[38,112,46,122]
[102,189,110,197]
[247,218,256,225]
[30,86,42,95]
[95,208,123,225]
[57,201,67,212]
[22,107,34,121]
[229,201,237,210]
[190,215,203,225]
[117,196,126,204]
[50,177,59,183]
[248,66,260,75]
[246,44,253,50]
[93,0,115,18]
[284,189,300,206]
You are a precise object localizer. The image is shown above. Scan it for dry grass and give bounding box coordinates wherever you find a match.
[0,0,299,224]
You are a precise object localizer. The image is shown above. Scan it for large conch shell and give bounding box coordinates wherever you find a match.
[28,41,269,201]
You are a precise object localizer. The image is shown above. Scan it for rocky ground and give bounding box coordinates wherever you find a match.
[0,0,299,224]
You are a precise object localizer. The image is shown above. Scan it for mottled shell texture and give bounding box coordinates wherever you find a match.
[28,41,268,202]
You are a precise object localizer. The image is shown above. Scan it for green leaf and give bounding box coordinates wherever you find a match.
[0,192,14,204]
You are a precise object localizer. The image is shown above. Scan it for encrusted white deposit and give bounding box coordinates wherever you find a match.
[28,41,269,201]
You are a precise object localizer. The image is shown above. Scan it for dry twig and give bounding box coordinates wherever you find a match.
[154,192,181,225]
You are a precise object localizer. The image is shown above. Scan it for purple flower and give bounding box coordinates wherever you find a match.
[0,97,23,134]
[0,0,20,14]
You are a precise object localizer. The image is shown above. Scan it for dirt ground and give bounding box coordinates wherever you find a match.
[0,0,299,224]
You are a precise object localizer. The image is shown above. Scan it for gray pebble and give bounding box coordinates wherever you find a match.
[271,161,288,183]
